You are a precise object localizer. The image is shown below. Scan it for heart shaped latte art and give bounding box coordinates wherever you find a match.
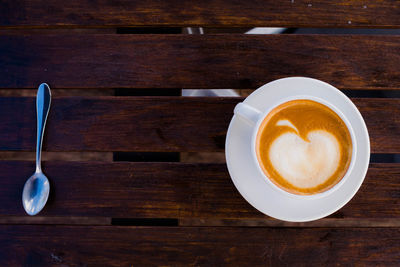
[268,120,341,189]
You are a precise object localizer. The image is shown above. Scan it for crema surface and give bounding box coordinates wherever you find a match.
[256,100,352,195]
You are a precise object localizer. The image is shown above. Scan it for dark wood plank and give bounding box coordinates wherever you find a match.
[1,226,399,266]
[353,98,400,154]
[180,218,400,227]
[0,96,233,152]
[0,162,399,219]
[2,34,400,89]
[0,28,116,34]
[0,152,113,161]
[2,216,400,228]
[1,0,400,28]
[0,88,114,97]
[0,97,398,153]
[0,216,110,225]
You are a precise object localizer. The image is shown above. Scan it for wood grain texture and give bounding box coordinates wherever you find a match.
[1,0,400,28]
[2,216,400,227]
[180,218,400,227]
[2,34,400,89]
[0,162,398,219]
[0,151,113,161]
[0,96,233,152]
[1,226,399,266]
[0,216,110,225]
[0,97,398,153]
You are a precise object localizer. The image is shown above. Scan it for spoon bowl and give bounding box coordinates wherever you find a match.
[22,171,50,215]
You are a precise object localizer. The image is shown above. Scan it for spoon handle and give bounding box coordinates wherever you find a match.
[36,83,51,172]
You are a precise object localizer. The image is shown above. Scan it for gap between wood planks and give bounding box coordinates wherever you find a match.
[0,152,398,163]
[1,89,400,97]
[1,217,400,228]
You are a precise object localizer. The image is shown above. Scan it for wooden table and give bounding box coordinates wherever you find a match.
[1,1,400,265]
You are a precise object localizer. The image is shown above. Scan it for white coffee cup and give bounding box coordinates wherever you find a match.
[234,82,359,200]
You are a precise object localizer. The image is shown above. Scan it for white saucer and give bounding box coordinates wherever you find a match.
[225,77,370,222]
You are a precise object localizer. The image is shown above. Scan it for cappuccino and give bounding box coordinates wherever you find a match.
[256,99,352,195]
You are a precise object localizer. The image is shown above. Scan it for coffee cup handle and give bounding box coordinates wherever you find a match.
[234,103,262,124]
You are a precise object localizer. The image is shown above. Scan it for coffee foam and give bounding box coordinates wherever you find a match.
[256,99,353,195]
[268,128,340,188]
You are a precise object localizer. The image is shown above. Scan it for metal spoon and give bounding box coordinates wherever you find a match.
[22,83,51,215]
